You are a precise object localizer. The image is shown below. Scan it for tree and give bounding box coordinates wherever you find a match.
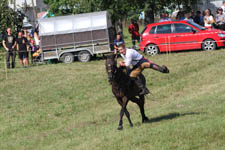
[143,0,197,24]
[0,0,24,36]
[43,0,197,31]
[43,0,143,32]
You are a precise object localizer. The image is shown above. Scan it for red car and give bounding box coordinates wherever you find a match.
[139,20,225,55]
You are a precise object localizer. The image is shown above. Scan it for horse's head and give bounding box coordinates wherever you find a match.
[105,54,117,83]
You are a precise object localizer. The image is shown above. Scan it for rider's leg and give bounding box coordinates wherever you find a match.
[130,66,149,95]
[142,62,169,73]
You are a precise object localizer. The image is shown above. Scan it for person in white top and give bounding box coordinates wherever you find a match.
[221,1,225,14]
[118,44,169,95]
[204,9,215,28]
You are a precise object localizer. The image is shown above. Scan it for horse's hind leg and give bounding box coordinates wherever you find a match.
[130,96,149,123]
[139,95,149,123]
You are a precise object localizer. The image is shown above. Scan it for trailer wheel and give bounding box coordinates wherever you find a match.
[61,53,74,63]
[78,51,91,62]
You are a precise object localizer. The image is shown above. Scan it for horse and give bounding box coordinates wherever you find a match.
[105,54,149,130]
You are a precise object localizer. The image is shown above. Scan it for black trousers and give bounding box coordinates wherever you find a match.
[6,51,16,69]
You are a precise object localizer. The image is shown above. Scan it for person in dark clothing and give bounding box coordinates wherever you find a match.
[2,28,16,69]
[113,32,125,54]
[16,31,29,67]
[194,11,204,26]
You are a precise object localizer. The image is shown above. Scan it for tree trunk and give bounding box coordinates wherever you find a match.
[144,3,155,25]
[31,0,37,26]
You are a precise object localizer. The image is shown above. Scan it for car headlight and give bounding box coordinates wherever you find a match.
[218,33,225,38]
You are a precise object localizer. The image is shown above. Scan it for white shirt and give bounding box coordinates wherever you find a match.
[120,48,143,66]
[204,16,214,27]
[222,5,225,14]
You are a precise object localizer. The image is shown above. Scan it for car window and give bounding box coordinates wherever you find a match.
[156,24,172,34]
[149,26,156,34]
[174,23,193,33]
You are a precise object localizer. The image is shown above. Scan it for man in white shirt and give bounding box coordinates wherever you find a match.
[118,44,169,95]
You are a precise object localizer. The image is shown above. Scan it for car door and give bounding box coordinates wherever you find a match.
[172,23,199,51]
[154,24,175,52]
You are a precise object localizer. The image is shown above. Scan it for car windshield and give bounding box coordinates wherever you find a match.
[187,21,205,30]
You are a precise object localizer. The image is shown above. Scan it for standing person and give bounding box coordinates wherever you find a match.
[215,8,225,30]
[33,29,40,49]
[159,12,172,22]
[194,11,204,26]
[203,9,215,28]
[221,1,225,14]
[16,31,29,68]
[29,39,37,64]
[113,32,125,54]
[118,44,169,95]
[184,12,194,22]
[2,28,16,69]
[176,11,185,21]
[128,19,140,49]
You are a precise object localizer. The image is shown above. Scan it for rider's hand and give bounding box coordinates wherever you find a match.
[114,49,117,55]
[119,61,126,67]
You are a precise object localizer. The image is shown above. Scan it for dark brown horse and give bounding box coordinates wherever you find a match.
[105,54,149,130]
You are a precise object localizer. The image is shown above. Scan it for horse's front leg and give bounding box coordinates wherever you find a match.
[124,108,133,127]
[118,97,129,130]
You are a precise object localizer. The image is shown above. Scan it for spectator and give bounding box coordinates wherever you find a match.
[113,32,125,54]
[176,11,185,21]
[194,11,204,26]
[215,7,225,30]
[159,12,172,22]
[2,28,16,69]
[184,12,194,22]
[203,9,215,28]
[16,31,29,68]
[33,29,40,49]
[128,19,140,49]
[221,1,225,14]
[29,39,38,64]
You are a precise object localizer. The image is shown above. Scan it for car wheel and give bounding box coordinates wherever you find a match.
[145,44,159,56]
[202,39,216,51]
[78,51,91,62]
[61,53,74,63]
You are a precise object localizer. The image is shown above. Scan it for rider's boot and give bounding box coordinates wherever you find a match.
[132,78,150,95]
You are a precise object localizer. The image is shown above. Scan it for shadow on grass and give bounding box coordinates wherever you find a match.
[144,112,203,124]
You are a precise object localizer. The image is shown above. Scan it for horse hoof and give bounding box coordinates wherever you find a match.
[117,125,123,130]
[142,117,150,123]
[130,124,133,127]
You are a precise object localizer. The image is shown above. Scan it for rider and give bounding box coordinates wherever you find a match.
[117,44,169,95]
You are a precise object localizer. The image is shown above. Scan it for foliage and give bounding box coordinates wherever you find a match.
[0,0,24,36]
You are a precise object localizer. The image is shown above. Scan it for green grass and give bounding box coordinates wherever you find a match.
[0,48,225,150]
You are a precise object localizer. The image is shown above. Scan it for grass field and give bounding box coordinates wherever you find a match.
[0,47,225,150]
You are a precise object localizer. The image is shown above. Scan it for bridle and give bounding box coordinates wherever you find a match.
[106,55,117,83]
